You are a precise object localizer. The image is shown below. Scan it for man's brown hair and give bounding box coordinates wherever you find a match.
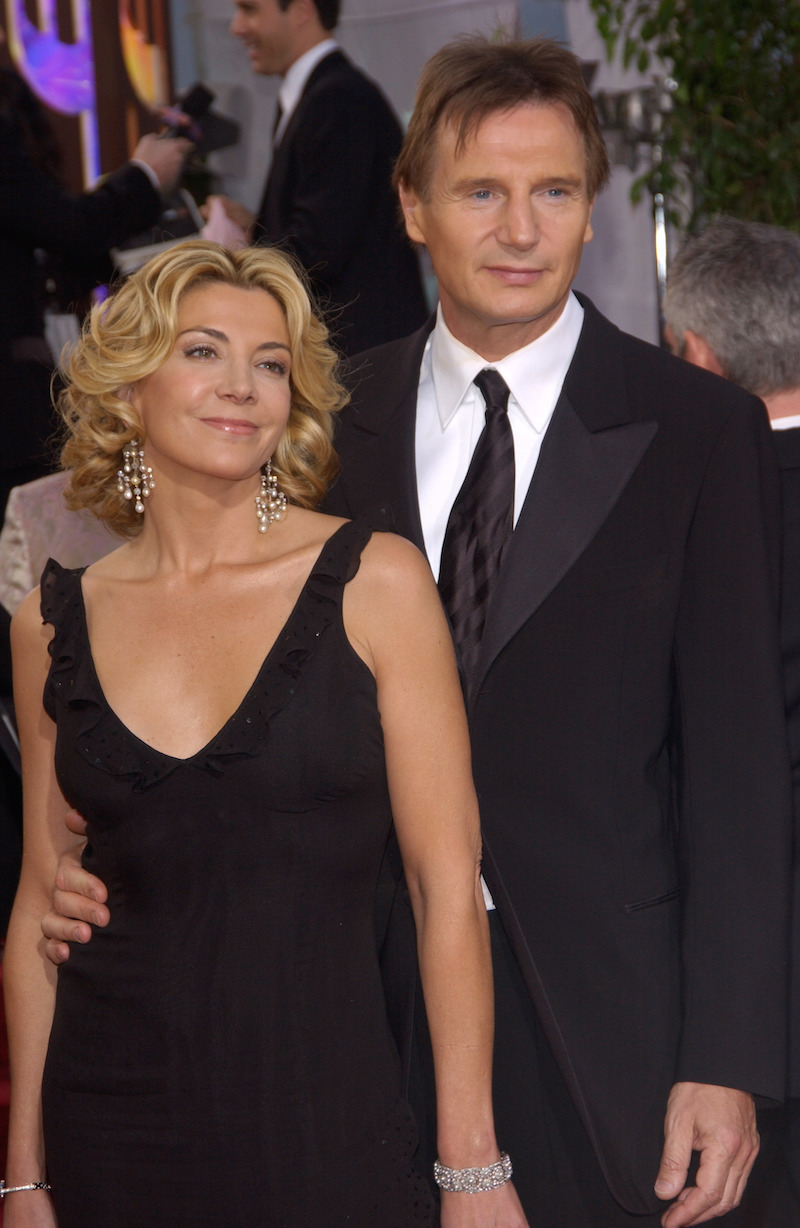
[394,35,610,200]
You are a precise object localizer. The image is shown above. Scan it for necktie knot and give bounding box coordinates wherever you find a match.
[474,368,511,420]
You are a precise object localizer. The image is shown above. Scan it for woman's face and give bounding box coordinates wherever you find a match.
[129,282,293,484]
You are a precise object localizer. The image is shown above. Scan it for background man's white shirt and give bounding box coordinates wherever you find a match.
[771,413,800,431]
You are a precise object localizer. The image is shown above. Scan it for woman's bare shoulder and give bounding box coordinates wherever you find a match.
[358,529,435,590]
[349,530,442,630]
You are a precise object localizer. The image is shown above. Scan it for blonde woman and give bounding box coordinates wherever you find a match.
[3,241,525,1227]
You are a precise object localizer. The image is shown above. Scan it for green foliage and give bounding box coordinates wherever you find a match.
[588,0,800,232]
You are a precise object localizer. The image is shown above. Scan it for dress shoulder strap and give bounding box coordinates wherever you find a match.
[40,559,88,722]
[308,513,383,593]
[40,558,86,633]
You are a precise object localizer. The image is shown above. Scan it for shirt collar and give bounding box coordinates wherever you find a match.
[278,39,338,121]
[430,292,584,431]
[771,412,800,431]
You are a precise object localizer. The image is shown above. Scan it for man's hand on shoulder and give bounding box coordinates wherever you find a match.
[40,809,110,964]
[655,1082,758,1226]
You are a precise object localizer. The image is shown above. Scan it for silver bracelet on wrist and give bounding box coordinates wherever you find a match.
[433,1151,512,1193]
[0,1180,52,1198]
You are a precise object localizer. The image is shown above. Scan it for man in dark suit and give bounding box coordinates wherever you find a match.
[324,39,795,1227]
[42,37,794,1228]
[211,0,427,355]
[664,216,800,1210]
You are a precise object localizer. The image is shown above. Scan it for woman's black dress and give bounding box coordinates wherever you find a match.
[39,519,436,1227]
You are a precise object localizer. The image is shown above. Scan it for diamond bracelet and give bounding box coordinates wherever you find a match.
[433,1151,513,1193]
[0,1180,52,1198]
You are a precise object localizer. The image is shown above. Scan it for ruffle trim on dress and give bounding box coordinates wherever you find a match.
[39,517,377,793]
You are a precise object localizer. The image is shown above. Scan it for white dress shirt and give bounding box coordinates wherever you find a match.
[416,294,584,905]
[416,292,585,579]
[771,412,800,431]
[275,39,339,145]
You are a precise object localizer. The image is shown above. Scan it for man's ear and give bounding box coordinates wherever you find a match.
[290,0,318,32]
[682,329,725,377]
[398,182,426,246]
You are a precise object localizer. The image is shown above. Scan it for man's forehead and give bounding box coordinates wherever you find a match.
[428,100,587,178]
[439,100,581,151]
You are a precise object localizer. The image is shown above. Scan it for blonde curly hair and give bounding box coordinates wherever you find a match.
[59,240,347,537]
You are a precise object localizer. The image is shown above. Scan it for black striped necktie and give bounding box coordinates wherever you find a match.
[438,368,515,688]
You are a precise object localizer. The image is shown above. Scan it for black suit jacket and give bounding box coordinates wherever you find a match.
[256,50,427,357]
[774,426,800,1099]
[324,297,793,1213]
[0,82,163,473]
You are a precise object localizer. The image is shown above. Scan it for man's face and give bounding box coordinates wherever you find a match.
[400,102,595,360]
[230,0,296,77]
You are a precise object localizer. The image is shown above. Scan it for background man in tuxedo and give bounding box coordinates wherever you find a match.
[43,37,794,1228]
[208,0,427,355]
[663,216,800,1205]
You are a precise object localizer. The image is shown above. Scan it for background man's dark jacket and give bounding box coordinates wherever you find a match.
[773,426,800,1098]
[256,50,427,357]
[0,75,163,477]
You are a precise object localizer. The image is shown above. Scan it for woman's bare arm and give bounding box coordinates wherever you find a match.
[3,590,76,1225]
[345,534,527,1228]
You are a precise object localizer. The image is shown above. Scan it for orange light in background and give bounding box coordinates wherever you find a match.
[118,0,169,109]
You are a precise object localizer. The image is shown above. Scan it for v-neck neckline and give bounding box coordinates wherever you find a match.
[75,520,354,765]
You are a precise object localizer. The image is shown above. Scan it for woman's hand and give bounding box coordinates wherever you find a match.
[2,1188,58,1227]
[441,1181,529,1227]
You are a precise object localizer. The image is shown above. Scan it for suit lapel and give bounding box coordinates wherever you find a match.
[473,299,658,694]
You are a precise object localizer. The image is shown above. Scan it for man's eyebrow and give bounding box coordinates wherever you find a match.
[176,327,291,354]
[451,178,500,192]
[536,175,584,190]
[451,175,585,192]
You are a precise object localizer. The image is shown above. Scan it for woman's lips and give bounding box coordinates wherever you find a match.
[200,417,257,435]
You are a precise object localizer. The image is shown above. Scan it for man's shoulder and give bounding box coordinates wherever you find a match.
[346,328,426,373]
[573,294,766,430]
[343,323,432,404]
[303,50,392,112]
